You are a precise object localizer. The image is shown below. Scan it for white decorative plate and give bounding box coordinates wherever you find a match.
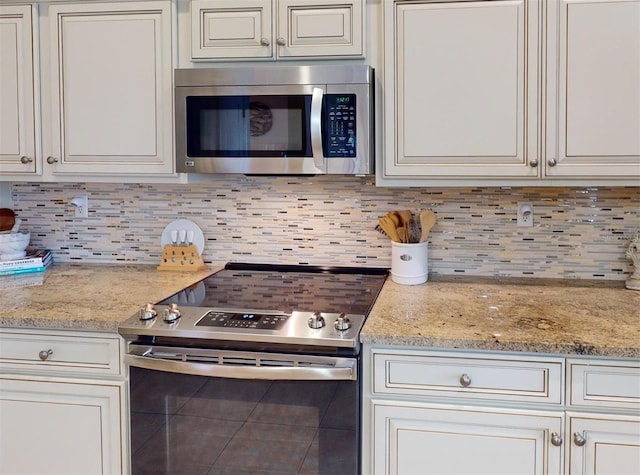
[160,219,205,255]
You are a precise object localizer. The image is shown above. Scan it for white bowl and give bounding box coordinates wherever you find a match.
[0,232,30,260]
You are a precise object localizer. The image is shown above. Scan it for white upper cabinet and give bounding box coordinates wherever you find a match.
[545,0,640,179]
[190,0,364,61]
[0,4,37,176]
[381,0,541,182]
[39,1,175,177]
[380,0,640,186]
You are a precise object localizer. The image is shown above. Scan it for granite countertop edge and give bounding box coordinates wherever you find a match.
[358,335,640,359]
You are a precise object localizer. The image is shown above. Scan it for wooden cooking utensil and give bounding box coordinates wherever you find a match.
[0,208,16,232]
[398,210,413,227]
[379,215,401,243]
[419,210,436,242]
[397,226,408,243]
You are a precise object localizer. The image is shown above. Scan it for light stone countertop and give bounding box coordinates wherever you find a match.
[0,263,220,332]
[362,277,640,358]
[1,265,639,359]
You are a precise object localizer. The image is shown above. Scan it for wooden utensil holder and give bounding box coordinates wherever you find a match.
[157,244,206,271]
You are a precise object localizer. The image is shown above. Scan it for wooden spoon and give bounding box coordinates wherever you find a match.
[419,210,436,242]
[0,208,16,232]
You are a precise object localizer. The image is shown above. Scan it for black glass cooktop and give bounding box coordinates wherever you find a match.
[159,262,388,316]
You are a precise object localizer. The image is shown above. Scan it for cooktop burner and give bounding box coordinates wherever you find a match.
[159,262,387,315]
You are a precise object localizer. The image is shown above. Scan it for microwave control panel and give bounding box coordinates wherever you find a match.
[324,94,356,158]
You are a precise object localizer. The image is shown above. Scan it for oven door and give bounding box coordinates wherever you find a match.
[126,345,361,474]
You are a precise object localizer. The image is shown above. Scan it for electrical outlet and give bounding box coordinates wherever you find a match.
[71,195,89,218]
[517,202,533,227]
[75,204,88,218]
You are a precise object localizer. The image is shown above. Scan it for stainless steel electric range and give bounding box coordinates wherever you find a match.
[118,262,387,475]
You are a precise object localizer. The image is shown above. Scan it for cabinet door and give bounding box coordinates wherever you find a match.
[40,1,174,176]
[191,0,274,60]
[0,4,37,175]
[568,414,640,475]
[0,376,124,474]
[278,0,363,58]
[382,0,541,181]
[372,401,563,475]
[546,0,640,178]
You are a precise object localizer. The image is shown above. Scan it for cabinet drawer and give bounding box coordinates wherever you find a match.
[0,330,121,377]
[373,350,563,404]
[568,360,640,410]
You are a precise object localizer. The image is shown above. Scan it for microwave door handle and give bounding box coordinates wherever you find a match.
[310,87,324,172]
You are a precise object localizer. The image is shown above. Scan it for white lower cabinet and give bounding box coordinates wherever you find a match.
[0,376,123,474]
[565,359,640,475]
[567,414,640,475]
[373,401,563,475]
[0,329,127,475]
[363,346,640,475]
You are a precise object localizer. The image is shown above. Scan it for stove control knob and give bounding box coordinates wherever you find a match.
[308,312,326,329]
[163,303,181,323]
[139,303,157,321]
[334,314,351,331]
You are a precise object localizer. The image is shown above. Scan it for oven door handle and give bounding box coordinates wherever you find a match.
[125,354,357,381]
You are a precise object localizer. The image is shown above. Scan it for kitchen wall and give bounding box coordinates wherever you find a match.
[8,178,639,280]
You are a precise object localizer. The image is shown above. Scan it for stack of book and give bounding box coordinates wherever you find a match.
[0,250,53,277]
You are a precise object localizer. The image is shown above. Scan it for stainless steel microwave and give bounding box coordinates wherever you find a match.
[174,65,374,175]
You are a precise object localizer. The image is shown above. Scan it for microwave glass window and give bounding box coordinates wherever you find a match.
[186,95,311,158]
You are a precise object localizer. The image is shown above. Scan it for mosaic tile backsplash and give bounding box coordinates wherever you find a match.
[8,178,640,280]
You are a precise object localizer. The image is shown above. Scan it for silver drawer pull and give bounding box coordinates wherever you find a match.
[551,432,563,447]
[459,373,471,387]
[38,349,53,361]
[573,432,586,447]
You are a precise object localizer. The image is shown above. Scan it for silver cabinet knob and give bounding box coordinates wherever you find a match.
[528,159,538,167]
[276,37,286,46]
[573,432,586,447]
[46,156,58,164]
[547,158,557,167]
[20,156,33,164]
[38,349,53,361]
[550,432,563,447]
[459,373,471,387]
[260,38,270,46]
